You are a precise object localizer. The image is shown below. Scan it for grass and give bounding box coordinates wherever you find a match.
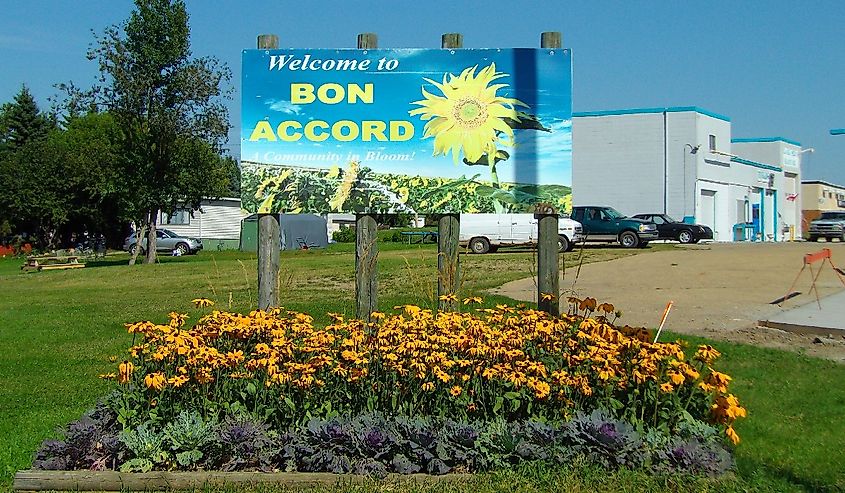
[1,244,844,492]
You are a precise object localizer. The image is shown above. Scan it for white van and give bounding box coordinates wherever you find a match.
[459,213,583,254]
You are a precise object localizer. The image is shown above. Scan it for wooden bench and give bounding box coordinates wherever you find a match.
[400,231,439,244]
[22,255,85,272]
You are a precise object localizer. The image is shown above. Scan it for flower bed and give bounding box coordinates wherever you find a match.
[34,299,745,476]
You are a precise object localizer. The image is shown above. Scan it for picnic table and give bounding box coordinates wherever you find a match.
[21,255,85,272]
[400,231,439,244]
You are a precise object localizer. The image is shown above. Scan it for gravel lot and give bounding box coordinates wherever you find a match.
[494,241,845,361]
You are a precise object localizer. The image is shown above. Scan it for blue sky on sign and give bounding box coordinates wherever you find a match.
[2,0,844,184]
[241,48,572,185]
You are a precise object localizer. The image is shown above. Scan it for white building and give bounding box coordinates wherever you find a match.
[160,197,247,250]
[572,107,806,241]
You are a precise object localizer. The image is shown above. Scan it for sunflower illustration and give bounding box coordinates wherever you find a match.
[409,63,526,164]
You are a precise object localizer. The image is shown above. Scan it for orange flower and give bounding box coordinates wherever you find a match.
[660,382,674,393]
[450,385,463,396]
[462,296,483,305]
[191,298,214,308]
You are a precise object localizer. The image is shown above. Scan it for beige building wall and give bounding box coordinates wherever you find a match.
[800,180,845,234]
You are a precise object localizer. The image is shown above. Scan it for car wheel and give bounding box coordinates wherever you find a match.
[619,231,639,248]
[175,242,190,256]
[128,243,145,256]
[557,235,571,253]
[678,230,694,244]
[469,237,490,254]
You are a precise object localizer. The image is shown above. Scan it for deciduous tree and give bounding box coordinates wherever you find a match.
[80,0,232,264]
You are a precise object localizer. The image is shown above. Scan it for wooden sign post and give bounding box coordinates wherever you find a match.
[256,34,281,311]
[536,31,562,316]
[437,33,464,312]
[355,33,380,321]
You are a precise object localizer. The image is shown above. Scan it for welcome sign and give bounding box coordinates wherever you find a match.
[241,48,572,214]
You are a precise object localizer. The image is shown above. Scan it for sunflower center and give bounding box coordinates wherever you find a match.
[452,97,488,129]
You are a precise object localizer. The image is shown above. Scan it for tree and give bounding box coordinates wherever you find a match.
[80,0,232,264]
[0,86,59,244]
[0,85,54,151]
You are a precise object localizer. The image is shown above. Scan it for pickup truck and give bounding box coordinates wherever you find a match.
[571,206,659,248]
[459,213,583,254]
[807,211,845,242]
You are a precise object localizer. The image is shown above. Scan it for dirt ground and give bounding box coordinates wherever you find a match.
[493,242,845,362]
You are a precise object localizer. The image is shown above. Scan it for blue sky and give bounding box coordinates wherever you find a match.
[2,1,844,184]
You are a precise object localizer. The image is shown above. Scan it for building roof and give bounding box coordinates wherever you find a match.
[729,157,781,172]
[573,106,730,122]
[731,137,802,147]
[801,180,845,189]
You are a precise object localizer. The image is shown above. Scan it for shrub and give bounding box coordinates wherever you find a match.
[332,226,356,243]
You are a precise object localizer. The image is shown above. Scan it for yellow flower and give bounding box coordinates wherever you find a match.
[439,293,458,302]
[450,385,463,396]
[462,296,483,305]
[143,372,167,391]
[98,373,117,380]
[191,298,214,308]
[725,426,740,445]
[695,344,721,364]
[409,63,525,164]
[118,361,134,384]
[421,382,435,391]
[540,292,557,302]
[660,382,674,393]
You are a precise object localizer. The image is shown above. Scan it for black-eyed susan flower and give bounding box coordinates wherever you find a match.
[439,293,458,302]
[462,296,483,305]
[118,361,134,384]
[540,292,557,302]
[191,298,214,308]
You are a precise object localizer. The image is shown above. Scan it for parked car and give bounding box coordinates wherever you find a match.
[570,206,658,248]
[459,213,583,254]
[807,211,845,242]
[631,214,714,244]
[123,228,203,255]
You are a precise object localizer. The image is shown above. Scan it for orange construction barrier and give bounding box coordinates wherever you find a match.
[773,248,845,308]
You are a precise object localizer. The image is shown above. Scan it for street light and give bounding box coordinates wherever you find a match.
[683,144,700,219]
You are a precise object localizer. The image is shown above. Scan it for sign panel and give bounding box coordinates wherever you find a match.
[241,48,572,214]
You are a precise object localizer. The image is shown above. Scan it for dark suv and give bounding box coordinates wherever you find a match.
[571,206,659,248]
[808,211,845,242]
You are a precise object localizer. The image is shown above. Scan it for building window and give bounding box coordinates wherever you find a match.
[709,134,717,151]
[163,209,190,225]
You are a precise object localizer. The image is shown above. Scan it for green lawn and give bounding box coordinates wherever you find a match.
[1,245,843,492]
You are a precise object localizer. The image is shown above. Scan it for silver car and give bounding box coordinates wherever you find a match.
[123,228,203,255]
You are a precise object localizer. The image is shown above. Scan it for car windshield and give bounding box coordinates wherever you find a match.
[604,208,625,220]
[819,212,845,220]
[160,229,178,237]
[663,215,679,223]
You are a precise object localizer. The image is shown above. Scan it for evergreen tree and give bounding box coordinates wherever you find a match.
[0,85,53,150]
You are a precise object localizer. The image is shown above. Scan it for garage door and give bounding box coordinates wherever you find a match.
[700,190,717,235]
